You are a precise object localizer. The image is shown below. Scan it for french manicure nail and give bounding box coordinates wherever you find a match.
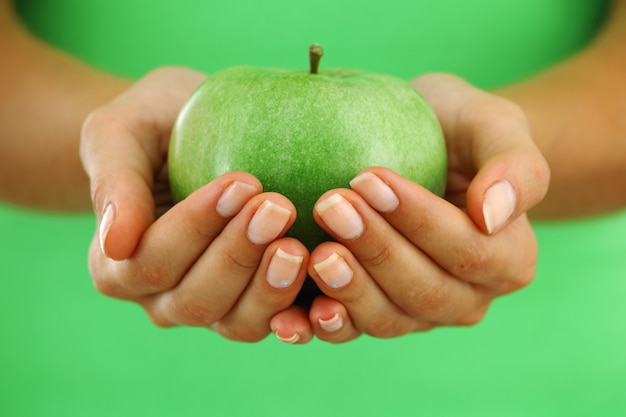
[313,252,353,289]
[99,203,115,258]
[266,248,303,288]
[318,313,343,332]
[483,180,516,234]
[349,172,399,213]
[315,194,364,240]
[247,200,292,245]
[275,331,300,344]
[216,181,259,217]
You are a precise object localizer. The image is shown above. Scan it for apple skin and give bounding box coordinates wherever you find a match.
[168,66,447,251]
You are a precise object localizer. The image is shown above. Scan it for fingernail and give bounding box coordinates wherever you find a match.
[275,331,300,344]
[216,181,259,217]
[318,313,343,332]
[349,172,399,213]
[99,203,115,258]
[266,248,303,288]
[248,200,292,245]
[313,252,353,289]
[483,180,516,234]
[315,194,363,240]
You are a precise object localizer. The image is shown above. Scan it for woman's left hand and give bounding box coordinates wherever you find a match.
[271,73,550,343]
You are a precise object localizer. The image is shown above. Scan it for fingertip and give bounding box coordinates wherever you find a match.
[349,168,400,213]
[264,238,309,290]
[314,192,364,241]
[269,306,313,344]
[100,205,153,260]
[467,151,548,235]
[98,191,155,260]
[308,242,355,291]
[247,197,296,245]
[215,180,261,218]
[310,296,360,343]
[310,297,345,331]
[354,166,400,181]
[482,179,517,235]
[215,171,263,193]
[462,113,550,234]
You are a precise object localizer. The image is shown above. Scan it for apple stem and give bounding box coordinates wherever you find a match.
[309,44,324,74]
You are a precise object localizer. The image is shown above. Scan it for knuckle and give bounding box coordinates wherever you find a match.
[169,295,219,327]
[137,261,172,291]
[449,239,492,281]
[500,266,536,294]
[222,250,260,276]
[405,280,450,319]
[88,237,175,298]
[145,311,176,328]
[91,275,121,298]
[184,220,208,242]
[462,93,529,138]
[88,243,124,298]
[365,318,414,339]
[403,216,431,242]
[316,332,354,344]
[499,99,527,122]
[139,297,178,328]
[454,306,488,327]
[211,321,267,343]
[123,259,172,293]
[481,96,526,124]
[80,107,119,150]
[358,242,394,269]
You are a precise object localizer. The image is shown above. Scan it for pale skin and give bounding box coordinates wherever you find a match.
[2,0,625,343]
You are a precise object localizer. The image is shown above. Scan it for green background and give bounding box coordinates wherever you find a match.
[3,1,625,416]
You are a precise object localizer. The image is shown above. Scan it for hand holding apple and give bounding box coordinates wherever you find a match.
[272,74,550,343]
[80,67,312,343]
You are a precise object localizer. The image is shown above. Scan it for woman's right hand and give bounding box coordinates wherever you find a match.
[80,67,312,342]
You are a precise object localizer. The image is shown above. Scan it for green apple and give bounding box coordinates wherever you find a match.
[168,45,447,252]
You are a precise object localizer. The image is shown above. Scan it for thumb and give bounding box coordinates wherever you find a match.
[412,73,550,235]
[81,112,157,260]
[80,67,207,260]
[466,122,551,235]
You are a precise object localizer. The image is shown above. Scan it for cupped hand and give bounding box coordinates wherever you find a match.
[80,67,312,343]
[286,73,550,343]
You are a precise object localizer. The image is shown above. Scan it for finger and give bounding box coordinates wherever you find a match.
[81,110,157,260]
[150,193,297,327]
[308,296,361,343]
[308,242,427,337]
[89,172,261,299]
[349,168,537,291]
[269,306,314,345]
[412,73,550,234]
[212,238,310,342]
[464,109,550,234]
[80,68,206,260]
[312,190,490,326]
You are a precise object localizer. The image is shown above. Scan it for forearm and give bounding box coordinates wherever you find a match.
[497,0,626,218]
[0,2,130,211]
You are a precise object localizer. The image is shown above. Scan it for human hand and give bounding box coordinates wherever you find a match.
[273,73,550,343]
[80,67,312,342]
